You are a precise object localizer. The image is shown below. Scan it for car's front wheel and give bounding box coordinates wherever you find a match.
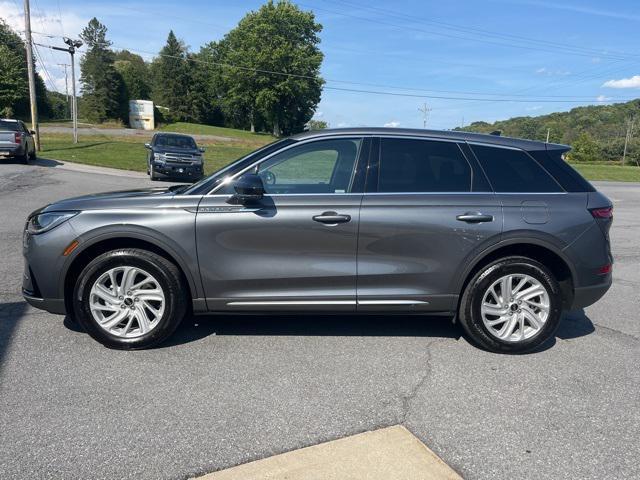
[458,256,562,354]
[73,248,187,349]
[149,163,159,181]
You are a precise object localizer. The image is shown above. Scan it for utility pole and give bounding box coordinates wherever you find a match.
[51,38,82,143]
[57,63,71,119]
[23,0,40,151]
[622,116,635,166]
[546,128,550,143]
[418,102,432,129]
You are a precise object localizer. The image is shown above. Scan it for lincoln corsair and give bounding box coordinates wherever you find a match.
[22,128,613,352]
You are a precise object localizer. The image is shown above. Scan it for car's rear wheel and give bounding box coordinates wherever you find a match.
[28,148,36,161]
[458,256,562,354]
[73,248,187,349]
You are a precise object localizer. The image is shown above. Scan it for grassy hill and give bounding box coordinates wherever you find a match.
[457,99,640,164]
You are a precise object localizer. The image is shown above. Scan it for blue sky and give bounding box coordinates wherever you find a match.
[3,0,640,130]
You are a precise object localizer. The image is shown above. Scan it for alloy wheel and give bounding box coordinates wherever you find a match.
[89,266,165,338]
[480,273,550,343]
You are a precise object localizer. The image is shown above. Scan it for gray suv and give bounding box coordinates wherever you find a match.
[22,128,613,353]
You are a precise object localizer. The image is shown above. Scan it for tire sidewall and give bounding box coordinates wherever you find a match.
[463,257,562,353]
[74,251,183,349]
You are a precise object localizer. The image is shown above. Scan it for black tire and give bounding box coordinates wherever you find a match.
[150,163,159,181]
[73,248,187,349]
[458,256,562,354]
[28,148,36,161]
[17,151,29,164]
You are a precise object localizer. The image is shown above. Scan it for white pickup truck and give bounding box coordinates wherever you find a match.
[0,119,36,164]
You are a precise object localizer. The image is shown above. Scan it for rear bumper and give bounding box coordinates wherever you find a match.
[571,276,612,309]
[0,145,24,157]
[23,290,66,315]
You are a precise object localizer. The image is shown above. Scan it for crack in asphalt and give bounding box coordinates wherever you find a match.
[0,168,56,197]
[397,339,444,425]
[594,323,640,342]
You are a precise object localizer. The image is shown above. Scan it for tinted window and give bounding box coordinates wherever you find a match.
[529,150,594,192]
[251,138,362,194]
[378,138,471,192]
[0,121,20,131]
[154,135,196,149]
[472,145,563,193]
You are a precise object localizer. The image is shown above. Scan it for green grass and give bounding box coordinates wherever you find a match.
[569,162,640,182]
[159,122,274,143]
[40,133,258,175]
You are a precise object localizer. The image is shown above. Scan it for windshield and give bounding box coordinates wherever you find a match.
[0,121,20,131]
[181,138,295,195]
[154,135,197,149]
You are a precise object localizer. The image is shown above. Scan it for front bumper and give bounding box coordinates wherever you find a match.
[23,290,66,314]
[154,162,203,178]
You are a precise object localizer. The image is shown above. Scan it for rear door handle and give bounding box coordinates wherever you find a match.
[313,211,351,224]
[456,212,494,223]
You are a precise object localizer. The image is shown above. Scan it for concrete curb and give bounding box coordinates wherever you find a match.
[195,425,462,480]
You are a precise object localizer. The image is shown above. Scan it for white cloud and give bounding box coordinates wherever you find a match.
[602,75,640,89]
[384,121,400,128]
[526,105,543,111]
[535,67,570,76]
[596,95,612,103]
[336,122,349,128]
[313,111,324,118]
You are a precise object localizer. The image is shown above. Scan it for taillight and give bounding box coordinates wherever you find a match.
[14,132,21,144]
[597,264,612,275]
[590,207,613,219]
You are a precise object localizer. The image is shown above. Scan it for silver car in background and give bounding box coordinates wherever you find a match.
[22,128,613,353]
[0,119,36,163]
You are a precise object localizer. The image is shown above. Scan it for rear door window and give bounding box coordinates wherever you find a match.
[377,138,472,193]
[471,144,563,193]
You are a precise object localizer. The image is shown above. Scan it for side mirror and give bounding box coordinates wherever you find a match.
[144,143,151,149]
[29,130,36,135]
[199,147,206,153]
[229,173,265,203]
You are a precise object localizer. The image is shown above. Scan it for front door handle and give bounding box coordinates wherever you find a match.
[313,211,351,224]
[456,212,494,223]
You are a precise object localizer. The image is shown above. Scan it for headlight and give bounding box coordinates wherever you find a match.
[27,211,78,234]
[154,153,166,163]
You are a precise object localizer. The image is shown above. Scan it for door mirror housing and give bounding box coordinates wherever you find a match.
[229,173,265,203]
[199,147,206,153]
[144,143,151,149]
[29,130,36,135]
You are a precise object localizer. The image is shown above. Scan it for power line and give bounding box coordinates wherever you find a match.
[321,0,638,61]
[108,44,638,103]
[301,1,636,62]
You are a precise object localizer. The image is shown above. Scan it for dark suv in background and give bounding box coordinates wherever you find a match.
[23,128,612,353]
[144,133,205,181]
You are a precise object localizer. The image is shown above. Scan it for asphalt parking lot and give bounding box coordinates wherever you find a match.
[0,159,638,479]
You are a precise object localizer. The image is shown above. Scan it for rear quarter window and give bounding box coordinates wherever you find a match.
[471,144,563,193]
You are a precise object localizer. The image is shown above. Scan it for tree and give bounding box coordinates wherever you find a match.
[215,1,324,136]
[306,119,328,130]
[569,133,602,162]
[0,19,50,119]
[79,18,127,123]
[151,31,191,122]
[114,50,151,100]
[0,44,27,116]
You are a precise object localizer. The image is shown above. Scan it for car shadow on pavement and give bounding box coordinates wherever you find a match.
[162,314,462,348]
[0,302,29,369]
[61,308,596,352]
[32,157,64,168]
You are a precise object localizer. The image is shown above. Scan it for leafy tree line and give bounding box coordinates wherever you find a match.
[78,0,323,135]
[0,19,51,119]
[457,99,640,164]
